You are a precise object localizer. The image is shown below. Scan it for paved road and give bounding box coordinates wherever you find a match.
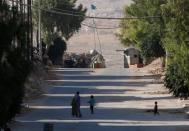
[13,68,189,131]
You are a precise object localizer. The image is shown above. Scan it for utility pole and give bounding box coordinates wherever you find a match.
[27,0,33,60]
[38,0,42,60]
[91,4,97,50]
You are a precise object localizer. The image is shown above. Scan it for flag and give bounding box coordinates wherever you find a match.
[91,4,96,10]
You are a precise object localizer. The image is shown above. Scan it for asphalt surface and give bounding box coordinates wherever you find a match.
[12,68,189,131]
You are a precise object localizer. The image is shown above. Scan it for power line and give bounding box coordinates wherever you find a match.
[15,3,161,20]
[81,23,120,29]
[53,7,86,15]
[41,8,161,20]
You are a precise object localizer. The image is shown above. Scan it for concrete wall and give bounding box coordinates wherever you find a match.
[124,48,140,65]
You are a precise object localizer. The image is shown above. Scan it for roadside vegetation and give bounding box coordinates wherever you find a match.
[0,0,86,128]
[118,0,189,98]
[33,0,87,65]
[0,1,32,128]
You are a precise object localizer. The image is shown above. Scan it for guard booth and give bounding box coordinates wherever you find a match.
[124,47,140,68]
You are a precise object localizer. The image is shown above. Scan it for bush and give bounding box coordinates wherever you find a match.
[139,34,165,63]
[47,37,67,65]
[0,49,32,127]
[164,63,189,97]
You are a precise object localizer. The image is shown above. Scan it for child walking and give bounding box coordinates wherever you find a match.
[88,95,96,114]
[154,101,160,115]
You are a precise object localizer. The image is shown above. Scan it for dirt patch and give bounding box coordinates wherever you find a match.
[142,58,165,75]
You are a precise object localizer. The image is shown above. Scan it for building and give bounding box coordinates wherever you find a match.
[124,47,140,68]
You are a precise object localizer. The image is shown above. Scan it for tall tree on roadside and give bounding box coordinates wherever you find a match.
[48,37,67,65]
[119,0,189,97]
[117,0,166,62]
[33,0,87,43]
[162,0,189,97]
[33,0,86,65]
[0,1,32,128]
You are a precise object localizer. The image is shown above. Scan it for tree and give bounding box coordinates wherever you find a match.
[118,0,166,61]
[162,0,189,97]
[33,0,86,65]
[33,0,87,43]
[0,1,32,128]
[139,33,165,59]
[47,37,67,65]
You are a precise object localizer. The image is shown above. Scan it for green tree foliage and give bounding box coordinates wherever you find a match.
[164,56,189,97]
[33,0,86,65]
[33,0,87,42]
[162,0,189,97]
[119,0,189,97]
[0,1,32,127]
[139,33,165,58]
[47,37,67,65]
[118,0,166,60]
[120,0,189,97]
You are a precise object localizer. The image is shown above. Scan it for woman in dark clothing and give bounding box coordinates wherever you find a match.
[71,95,77,117]
[75,92,82,117]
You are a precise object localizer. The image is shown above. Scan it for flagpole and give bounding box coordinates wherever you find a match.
[91,4,97,50]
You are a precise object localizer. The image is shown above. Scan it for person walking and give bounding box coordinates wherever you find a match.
[75,92,82,117]
[88,95,96,114]
[71,95,77,117]
[154,101,160,116]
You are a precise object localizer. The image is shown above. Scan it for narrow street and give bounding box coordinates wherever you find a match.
[13,68,189,131]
